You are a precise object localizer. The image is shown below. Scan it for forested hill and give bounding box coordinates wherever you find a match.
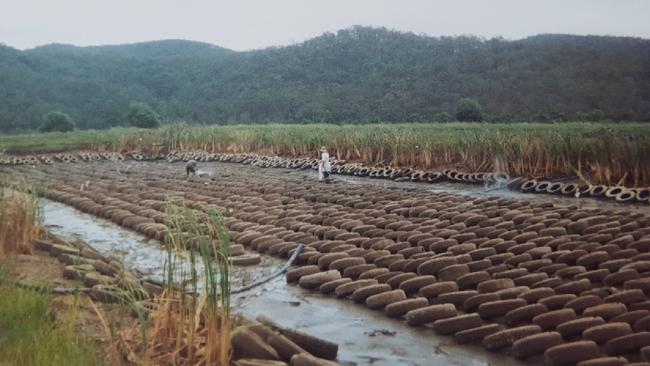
[1,27,649,131]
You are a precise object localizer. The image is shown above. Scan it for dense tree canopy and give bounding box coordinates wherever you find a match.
[1,27,649,131]
[39,111,74,132]
[126,103,161,128]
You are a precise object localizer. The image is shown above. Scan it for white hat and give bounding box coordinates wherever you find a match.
[320,146,327,151]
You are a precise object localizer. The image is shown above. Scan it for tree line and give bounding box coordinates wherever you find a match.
[1,26,649,131]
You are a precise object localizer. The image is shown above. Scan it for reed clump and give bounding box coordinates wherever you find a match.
[123,205,231,366]
[0,181,43,257]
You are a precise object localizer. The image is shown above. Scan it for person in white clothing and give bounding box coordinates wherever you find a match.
[318,146,332,182]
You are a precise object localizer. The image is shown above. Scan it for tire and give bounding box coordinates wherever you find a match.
[385,298,430,318]
[358,268,389,280]
[463,293,501,312]
[419,281,459,299]
[398,275,437,295]
[433,313,483,335]
[328,257,365,272]
[575,269,610,283]
[539,294,578,310]
[385,272,417,289]
[634,315,650,331]
[483,325,542,351]
[457,271,491,290]
[365,289,407,309]
[417,257,459,275]
[610,309,650,325]
[478,298,528,318]
[555,279,593,295]
[504,303,549,326]
[405,303,457,326]
[231,329,281,360]
[512,331,563,359]
[557,316,606,339]
[438,264,470,281]
[544,341,600,366]
[319,247,352,264]
[343,264,377,279]
[575,357,628,366]
[477,278,514,293]
[286,265,321,283]
[583,303,628,321]
[266,332,306,362]
[334,279,378,298]
[605,289,647,305]
[437,290,479,306]
[565,295,604,314]
[583,322,632,344]
[351,284,391,303]
[319,278,352,294]
[517,287,556,303]
[604,332,650,355]
[514,273,549,287]
[454,324,501,344]
[603,268,641,287]
[299,270,341,290]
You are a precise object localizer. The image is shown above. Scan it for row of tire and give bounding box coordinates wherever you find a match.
[10,161,650,365]
[514,179,650,205]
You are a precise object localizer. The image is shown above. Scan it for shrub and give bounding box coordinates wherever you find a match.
[455,98,483,122]
[126,103,161,128]
[39,112,74,133]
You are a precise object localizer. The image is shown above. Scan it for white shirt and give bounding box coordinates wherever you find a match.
[321,152,331,171]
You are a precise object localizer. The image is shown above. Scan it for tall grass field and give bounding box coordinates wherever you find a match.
[2,122,649,186]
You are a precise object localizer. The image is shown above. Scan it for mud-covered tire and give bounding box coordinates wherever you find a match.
[539,294,578,310]
[557,316,606,339]
[419,281,459,299]
[544,341,600,366]
[565,295,604,314]
[319,278,352,294]
[583,303,628,320]
[286,265,321,283]
[610,309,650,325]
[343,264,377,279]
[398,275,437,295]
[385,298,430,318]
[605,289,647,305]
[604,332,650,355]
[231,328,281,360]
[583,322,632,344]
[358,268,389,280]
[437,264,470,282]
[437,290,479,306]
[478,298,528,318]
[518,287,556,303]
[463,293,501,312]
[555,279,593,295]
[433,313,483,335]
[385,272,417,289]
[351,284,391,303]
[405,304,457,326]
[299,270,341,290]
[512,331,563,359]
[334,279,378,298]
[456,271,491,290]
[477,278,514,293]
[365,289,407,309]
[454,324,502,344]
[532,308,577,330]
[504,303,549,326]
[575,357,629,366]
[483,325,542,351]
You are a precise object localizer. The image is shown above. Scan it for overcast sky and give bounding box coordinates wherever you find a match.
[1,0,649,50]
